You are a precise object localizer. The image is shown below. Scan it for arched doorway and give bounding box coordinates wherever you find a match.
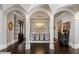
[30,11,50,54]
[6,10,26,53]
[54,10,74,53]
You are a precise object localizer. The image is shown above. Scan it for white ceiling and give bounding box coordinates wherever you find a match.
[1,4,70,13]
[1,4,77,19]
[30,11,50,19]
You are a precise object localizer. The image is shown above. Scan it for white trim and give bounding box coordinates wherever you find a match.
[25,43,30,49]
[0,40,18,50]
[0,43,7,50]
[7,39,18,47]
[7,40,14,47]
[75,44,79,49]
[69,42,79,49]
[0,44,3,50]
[50,43,54,49]
[3,43,7,49]
[69,42,75,49]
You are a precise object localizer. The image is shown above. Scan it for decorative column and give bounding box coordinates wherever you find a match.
[49,16,54,53]
[74,12,79,49]
[73,19,79,53]
[26,15,30,53]
[0,10,4,50]
[74,20,79,49]
[3,14,8,49]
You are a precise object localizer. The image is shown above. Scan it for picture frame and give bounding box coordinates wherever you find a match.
[63,21,71,30]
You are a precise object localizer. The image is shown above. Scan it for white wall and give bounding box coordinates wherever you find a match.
[7,12,26,47]
[7,13,14,46]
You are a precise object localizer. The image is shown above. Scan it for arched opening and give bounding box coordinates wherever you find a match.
[30,11,50,54]
[6,10,26,53]
[54,10,74,53]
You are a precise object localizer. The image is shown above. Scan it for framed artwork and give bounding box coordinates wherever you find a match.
[8,22,13,31]
[34,23,45,32]
[63,21,71,30]
[66,22,71,29]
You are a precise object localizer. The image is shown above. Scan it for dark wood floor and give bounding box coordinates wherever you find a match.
[0,39,79,54]
[54,39,75,54]
[30,43,49,54]
[0,40,26,54]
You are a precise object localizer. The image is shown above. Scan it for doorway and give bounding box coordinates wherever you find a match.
[53,11,74,53]
[18,20,24,43]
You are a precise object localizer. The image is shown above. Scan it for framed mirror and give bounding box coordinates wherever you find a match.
[8,22,13,31]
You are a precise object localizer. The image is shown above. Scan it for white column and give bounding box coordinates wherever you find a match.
[73,13,79,49]
[3,14,7,49]
[49,16,54,49]
[0,10,4,50]
[26,15,30,49]
[74,20,79,49]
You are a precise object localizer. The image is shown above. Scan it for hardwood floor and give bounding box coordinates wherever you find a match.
[54,39,75,54]
[0,40,25,54]
[30,43,49,54]
[0,39,79,54]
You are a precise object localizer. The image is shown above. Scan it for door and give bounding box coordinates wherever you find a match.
[18,20,24,43]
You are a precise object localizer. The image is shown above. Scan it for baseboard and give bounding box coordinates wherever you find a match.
[69,42,79,49]
[69,42,75,49]
[0,39,18,50]
[7,40,14,47]
[75,44,79,49]
[8,39,19,46]
[0,43,7,50]
[3,43,7,49]
[49,43,54,49]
